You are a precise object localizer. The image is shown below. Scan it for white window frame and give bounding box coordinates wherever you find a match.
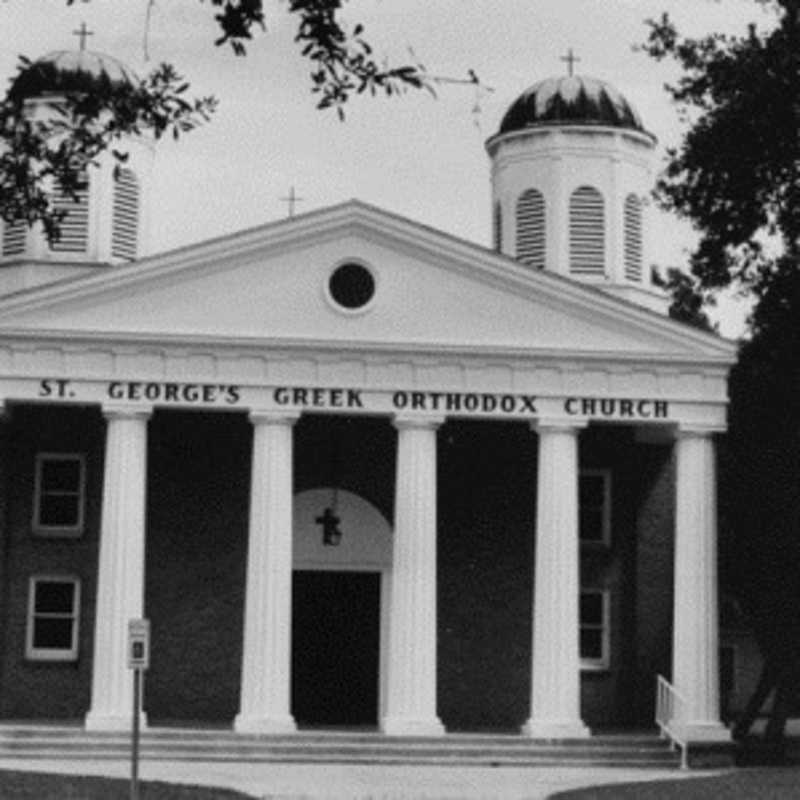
[580,588,610,671]
[26,575,81,661]
[32,452,86,537]
[579,468,611,547]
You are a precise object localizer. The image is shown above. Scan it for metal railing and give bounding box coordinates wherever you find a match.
[655,674,689,769]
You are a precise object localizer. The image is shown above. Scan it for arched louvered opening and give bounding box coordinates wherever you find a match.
[49,175,90,254]
[2,219,26,257]
[515,188,546,269]
[493,202,503,252]
[569,186,605,277]
[624,194,643,282]
[112,168,139,261]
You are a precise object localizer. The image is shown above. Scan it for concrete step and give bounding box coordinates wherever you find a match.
[0,726,681,767]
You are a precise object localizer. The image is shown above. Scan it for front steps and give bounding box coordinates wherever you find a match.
[0,725,681,768]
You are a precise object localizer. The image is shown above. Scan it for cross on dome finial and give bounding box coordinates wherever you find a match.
[560,48,581,77]
[72,22,94,52]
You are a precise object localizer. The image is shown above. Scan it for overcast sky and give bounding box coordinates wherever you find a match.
[1,1,772,334]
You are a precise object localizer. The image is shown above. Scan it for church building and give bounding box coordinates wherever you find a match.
[0,45,736,752]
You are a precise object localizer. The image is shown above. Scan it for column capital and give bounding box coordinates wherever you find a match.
[393,414,445,431]
[531,416,588,434]
[102,402,152,422]
[676,422,726,439]
[248,409,300,427]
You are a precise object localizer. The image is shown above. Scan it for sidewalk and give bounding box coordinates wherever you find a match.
[0,758,712,799]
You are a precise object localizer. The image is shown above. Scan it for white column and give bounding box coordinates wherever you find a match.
[523,420,589,738]
[85,405,150,731]
[672,425,730,742]
[234,411,298,734]
[382,416,444,736]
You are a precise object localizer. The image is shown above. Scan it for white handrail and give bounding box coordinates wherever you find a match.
[655,674,689,769]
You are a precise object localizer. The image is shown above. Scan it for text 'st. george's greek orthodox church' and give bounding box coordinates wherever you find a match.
[0,43,736,759]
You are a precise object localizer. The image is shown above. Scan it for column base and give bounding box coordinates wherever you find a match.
[522,718,590,740]
[381,715,445,737]
[233,714,297,735]
[85,712,148,732]
[680,721,732,743]
[679,724,734,768]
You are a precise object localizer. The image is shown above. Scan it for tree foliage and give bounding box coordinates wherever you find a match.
[643,0,800,742]
[1,0,431,239]
[641,0,799,315]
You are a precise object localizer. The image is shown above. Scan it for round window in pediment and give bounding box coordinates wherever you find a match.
[327,262,376,311]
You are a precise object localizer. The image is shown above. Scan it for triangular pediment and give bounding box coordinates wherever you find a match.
[0,201,734,365]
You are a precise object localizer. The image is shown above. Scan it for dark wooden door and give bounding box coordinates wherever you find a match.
[291,570,380,726]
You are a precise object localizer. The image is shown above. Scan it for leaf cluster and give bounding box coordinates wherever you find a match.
[189,2,431,115]
[0,61,216,241]
[289,0,430,118]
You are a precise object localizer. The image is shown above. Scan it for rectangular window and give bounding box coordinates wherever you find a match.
[33,453,86,536]
[579,469,611,546]
[26,576,81,661]
[580,589,610,670]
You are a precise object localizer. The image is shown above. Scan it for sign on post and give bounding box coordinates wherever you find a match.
[128,618,149,800]
[128,619,150,671]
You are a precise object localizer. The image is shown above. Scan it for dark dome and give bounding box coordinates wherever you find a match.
[9,50,138,101]
[498,75,650,136]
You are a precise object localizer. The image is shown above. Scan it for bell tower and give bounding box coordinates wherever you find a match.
[485,70,667,313]
[0,37,153,294]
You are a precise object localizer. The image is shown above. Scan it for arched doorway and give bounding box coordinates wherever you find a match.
[292,489,392,728]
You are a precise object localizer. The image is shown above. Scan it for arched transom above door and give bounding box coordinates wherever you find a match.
[293,488,392,571]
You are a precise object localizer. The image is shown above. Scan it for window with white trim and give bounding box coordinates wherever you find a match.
[33,453,86,536]
[579,469,611,546]
[580,589,610,669]
[26,576,81,661]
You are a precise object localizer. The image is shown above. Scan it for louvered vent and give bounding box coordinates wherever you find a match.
[569,186,605,276]
[516,189,546,269]
[112,168,139,261]
[493,202,502,252]
[624,194,643,282]
[50,177,89,254]
[2,220,26,257]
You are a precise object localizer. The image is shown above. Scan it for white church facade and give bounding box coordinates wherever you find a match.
[0,48,736,750]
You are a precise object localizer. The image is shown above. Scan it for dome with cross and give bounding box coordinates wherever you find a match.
[0,25,152,275]
[9,25,137,101]
[498,74,651,138]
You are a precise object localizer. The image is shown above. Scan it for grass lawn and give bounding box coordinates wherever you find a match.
[0,770,256,799]
[552,768,800,799]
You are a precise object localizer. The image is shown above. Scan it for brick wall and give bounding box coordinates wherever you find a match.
[143,410,251,723]
[437,420,536,731]
[0,404,104,719]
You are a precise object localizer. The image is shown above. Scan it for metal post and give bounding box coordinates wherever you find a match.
[131,668,140,800]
